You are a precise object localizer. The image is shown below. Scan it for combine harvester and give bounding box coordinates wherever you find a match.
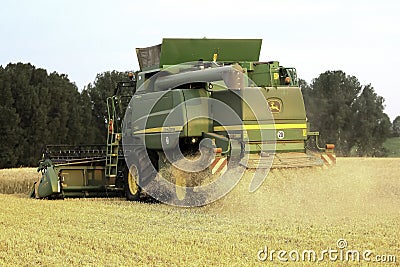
[31,38,335,204]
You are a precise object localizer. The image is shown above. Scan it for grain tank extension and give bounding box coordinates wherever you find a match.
[31,38,335,202]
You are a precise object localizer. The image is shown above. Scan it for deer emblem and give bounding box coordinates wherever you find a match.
[268,99,282,113]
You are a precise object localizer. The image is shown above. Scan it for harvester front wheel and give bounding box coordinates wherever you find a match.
[125,164,141,201]
[124,139,158,201]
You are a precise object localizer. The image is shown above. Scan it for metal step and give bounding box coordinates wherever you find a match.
[106,164,118,167]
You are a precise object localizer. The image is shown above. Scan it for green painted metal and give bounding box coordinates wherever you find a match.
[182,89,212,137]
[159,38,262,67]
[202,132,230,153]
[36,161,60,198]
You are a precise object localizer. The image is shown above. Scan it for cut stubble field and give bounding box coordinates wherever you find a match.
[0,158,399,266]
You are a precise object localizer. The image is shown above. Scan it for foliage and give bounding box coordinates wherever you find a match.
[84,71,129,143]
[393,116,400,137]
[2,64,65,166]
[0,63,130,167]
[0,64,95,167]
[302,71,392,156]
[383,137,400,157]
[0,66,21,167]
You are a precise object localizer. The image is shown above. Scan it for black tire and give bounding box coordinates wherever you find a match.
[124,139,158,201]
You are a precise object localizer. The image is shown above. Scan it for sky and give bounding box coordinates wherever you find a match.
[1,0,399,120]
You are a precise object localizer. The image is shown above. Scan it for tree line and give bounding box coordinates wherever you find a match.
[0,63,398,167]
[0,63,127,168]
[301,70,397,156]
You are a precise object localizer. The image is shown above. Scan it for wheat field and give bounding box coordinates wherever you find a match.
[0,158,399,266]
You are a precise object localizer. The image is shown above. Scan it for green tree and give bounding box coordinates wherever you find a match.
[393,116,400,137]
[79,89,98,144]
[46,72,86,145]
[0,66,22,168]
[352,85,392,156]
[302,71,391,156]
[300,78,318,130]
[6,63,41,165]
[85,71,129,143]
[307,71,361,155]
[0,62,97,166]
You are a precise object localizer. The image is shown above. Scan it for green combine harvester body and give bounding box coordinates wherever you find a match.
[31,38,336,201]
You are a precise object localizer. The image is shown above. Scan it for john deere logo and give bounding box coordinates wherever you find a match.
[267,98,282,113]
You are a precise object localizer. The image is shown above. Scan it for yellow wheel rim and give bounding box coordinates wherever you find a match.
[128,165,139,195]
